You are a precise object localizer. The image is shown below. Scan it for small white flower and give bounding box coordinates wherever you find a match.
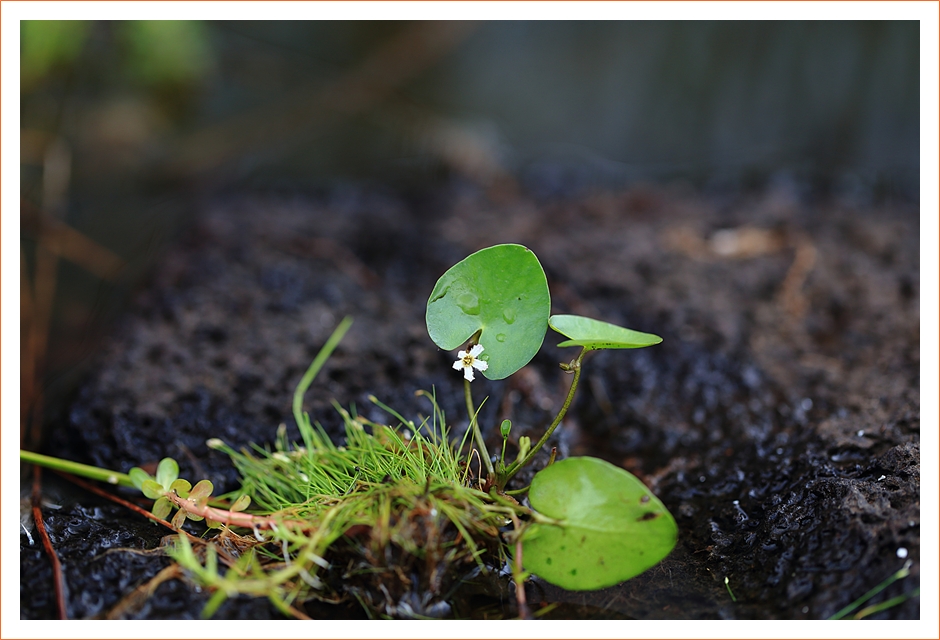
[453,344,488,382]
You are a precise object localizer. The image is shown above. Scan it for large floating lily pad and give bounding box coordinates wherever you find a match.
[549,314,662,350]
[426,244,550,380]
[522,456,677,591]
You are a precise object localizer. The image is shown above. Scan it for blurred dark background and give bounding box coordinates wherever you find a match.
[20,20,919,449]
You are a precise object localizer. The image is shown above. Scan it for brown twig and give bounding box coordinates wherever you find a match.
[21,199,127,281]
[31,466,68,619]
[22,237,57,453]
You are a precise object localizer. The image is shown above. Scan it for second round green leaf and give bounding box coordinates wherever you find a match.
[521,456,677,591]
[426,244,550,380]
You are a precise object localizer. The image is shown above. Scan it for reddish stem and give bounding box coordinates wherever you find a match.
[165,491,308,531]
[32,465,68,619]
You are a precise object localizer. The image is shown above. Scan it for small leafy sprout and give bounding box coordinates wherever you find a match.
[499,419,512,467]
[514,436,531,464]
[428,244,675,593]
[453,343,489,381]
[129,457,217,529]
[499,419,512,439]
[130,458,187,522]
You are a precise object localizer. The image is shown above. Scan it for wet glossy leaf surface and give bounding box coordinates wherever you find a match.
[549,314,662,350]
[522,456,677,591]
[426,244,550,380]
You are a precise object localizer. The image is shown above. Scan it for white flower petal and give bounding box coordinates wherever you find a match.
[472,359,488,372]
[469,344,485,357]
[463,367,475,381]
[453,360,464,371]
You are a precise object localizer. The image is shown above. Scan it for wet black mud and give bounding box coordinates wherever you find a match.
[23,180,919,619]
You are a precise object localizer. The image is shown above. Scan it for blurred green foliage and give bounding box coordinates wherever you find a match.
[21,20,89,88]
[117,21,211,88]
[21,20,211,91]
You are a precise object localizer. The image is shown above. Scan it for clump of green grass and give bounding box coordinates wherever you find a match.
[169,318,519,618]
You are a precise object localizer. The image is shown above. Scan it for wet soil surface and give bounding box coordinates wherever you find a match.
[23,180,919,619]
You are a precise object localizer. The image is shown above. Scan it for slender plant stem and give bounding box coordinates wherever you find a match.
[21,449,135,488]
[465,377,495,478]
[164,491,307,530]
[828,561,913,620]
[852,589,919,619]
[509,511,530,620]
[505,348,587,481]
[293,316,354,435]
[31,465,68,619]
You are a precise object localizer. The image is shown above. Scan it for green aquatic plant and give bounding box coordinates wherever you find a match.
[425,243,675,590]
[22,243,676,616]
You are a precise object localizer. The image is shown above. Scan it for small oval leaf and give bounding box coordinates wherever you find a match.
[549,314,662,350]
[170,478,192,497]
[189,479,214,503]
[522,456,677,591]
[152,497,173,520]
[426,244,550,380]
[141,479,166,500]
[128,467,151,490]
[155,458,179,489]
[171,508,187,529]
[231,494,251,512]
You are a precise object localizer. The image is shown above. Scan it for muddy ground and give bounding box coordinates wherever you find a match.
[22,179,920,619]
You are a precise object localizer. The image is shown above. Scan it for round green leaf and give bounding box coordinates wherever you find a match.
[141,479,166,500]
[189,479,214,504]
[426,244,550,380]
[231,494,251,512]
[155,457,179,489]
[549,314,662,350]
[170,478,192,497]
[152,496,173,520]
[522,456,677,591]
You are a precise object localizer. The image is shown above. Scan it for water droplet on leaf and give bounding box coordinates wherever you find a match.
[502,308,516,324]
[496,333,507,342]
[456,292,480,315]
